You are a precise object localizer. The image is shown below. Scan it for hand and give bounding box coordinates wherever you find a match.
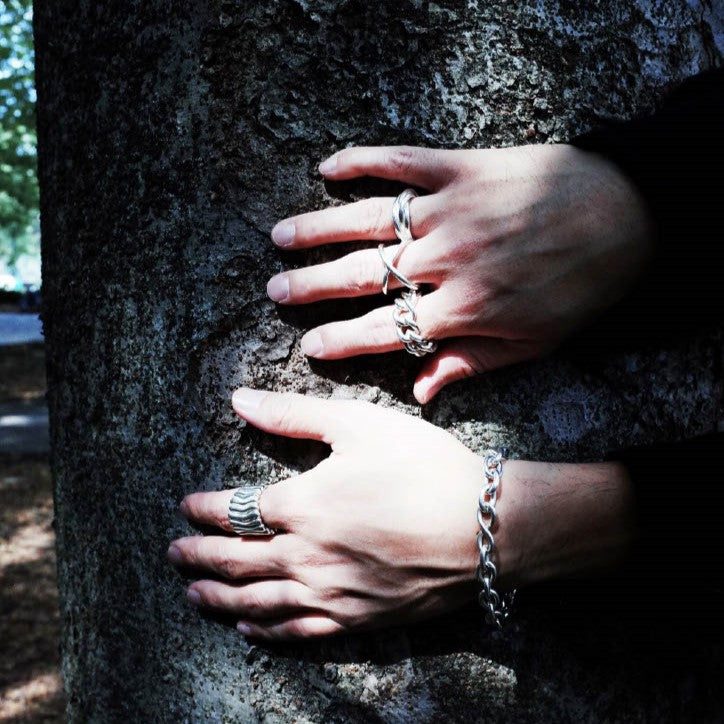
[267,144,653,403]
[168,388,498,639]
[168,389,635,640]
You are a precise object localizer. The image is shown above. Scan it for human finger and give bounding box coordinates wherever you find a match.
[300,290,449,359]
[167,534,292,579]
[188,579,317,618]
[318,145,462,190]
[180,469,320,533]
[236,614,344,640]
[267,243,440,304]
[413,338,542,404]
[270,195,441,249]
[231,388,350,444]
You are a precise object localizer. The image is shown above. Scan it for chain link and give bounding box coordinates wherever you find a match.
[476,448,515,629]
[392,289,437,357]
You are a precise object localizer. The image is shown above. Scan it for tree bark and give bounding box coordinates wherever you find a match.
[36,1,723,720]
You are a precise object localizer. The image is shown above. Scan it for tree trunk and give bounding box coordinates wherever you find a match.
[36,1,723,720]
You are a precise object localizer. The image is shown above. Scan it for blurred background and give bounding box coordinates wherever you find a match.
[1,0,65,720]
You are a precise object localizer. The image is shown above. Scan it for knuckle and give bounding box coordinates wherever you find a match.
[301,211,331,242]
[264,394,296,435]
[240,589,266,617]
[416,298,447,338]
[213,551,239,580]
[367,311,396,348]
[292,214,313,240]
[386,146,416,174]
[287,543,320,574]
[287,270,316,303]
[215,508,232,531]
[180,539,200,566]
[198,586,220,608]
[316,581,345,605]
[181,494,201,519]
[288,619,315,638]
[360,199,390,238]
[345,251,378,295]
[265,481,302,531]
[334,148,351,170]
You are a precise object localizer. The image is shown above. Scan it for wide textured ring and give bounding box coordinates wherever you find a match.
[393,289,437,357]
[228,486,275,536]
[379,188,418,295]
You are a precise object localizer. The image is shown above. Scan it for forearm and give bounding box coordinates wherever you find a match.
[496,460,636,589]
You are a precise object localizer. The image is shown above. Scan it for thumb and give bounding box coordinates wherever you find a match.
[413,337,543,404]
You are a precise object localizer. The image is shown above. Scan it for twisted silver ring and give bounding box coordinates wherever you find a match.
[379,188,418,295]
[393,289,438,357]
[228,486,275,536]
[378,246,418,294]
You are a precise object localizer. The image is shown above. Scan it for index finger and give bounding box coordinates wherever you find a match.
[319,146,461,191]
[231,388,348,445]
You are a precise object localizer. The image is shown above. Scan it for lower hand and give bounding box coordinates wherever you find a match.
[168,389,634,640]
[168,388,495,639]
[267,144,653,403]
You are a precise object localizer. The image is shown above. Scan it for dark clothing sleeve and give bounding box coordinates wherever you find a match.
[571,68,724,333]
[569,71,724,606]
[620,432,724,588]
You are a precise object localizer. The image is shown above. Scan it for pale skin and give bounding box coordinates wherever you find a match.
[267,144,652,403]
[168,144,651,640]
[168,389,635,640]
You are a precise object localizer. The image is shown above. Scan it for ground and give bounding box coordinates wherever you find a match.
[0,343,64,722]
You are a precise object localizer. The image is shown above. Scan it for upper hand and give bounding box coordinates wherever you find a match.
[267,144,653,403]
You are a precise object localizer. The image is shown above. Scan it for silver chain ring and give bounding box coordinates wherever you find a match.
[393,289,438,357]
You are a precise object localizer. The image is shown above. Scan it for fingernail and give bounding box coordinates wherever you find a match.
[167,544,183,565]
[187,589,202,606]
[179,498,190,517]
[301,331,323,357]
[237,622,252,636]
[267,275,290,303]
[232,387,268,414]
[271,221,295,247]
[319,156,337,175]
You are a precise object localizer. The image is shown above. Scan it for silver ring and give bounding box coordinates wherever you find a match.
[228,486,275,536]
[378,246,418,293]
[392,188,416,245]
[393,289,437,357]
[379,188,418,295]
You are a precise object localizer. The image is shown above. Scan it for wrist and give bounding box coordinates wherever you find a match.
[474,449,517,627]
[495,460,636,589]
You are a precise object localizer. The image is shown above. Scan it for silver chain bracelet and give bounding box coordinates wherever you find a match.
[476,448,515,629]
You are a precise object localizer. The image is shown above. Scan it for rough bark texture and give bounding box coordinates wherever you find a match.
[36,1,723,721]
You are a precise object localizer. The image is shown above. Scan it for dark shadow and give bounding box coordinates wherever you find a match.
[0,457,66,721]
[230,575,724,721]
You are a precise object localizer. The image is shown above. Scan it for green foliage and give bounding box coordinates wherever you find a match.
[0,0,38,267]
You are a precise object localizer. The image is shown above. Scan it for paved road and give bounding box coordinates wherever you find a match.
[0,399,49,456]
[0,313,48,456]
[0,399,50,456]
[0,313,44,345]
